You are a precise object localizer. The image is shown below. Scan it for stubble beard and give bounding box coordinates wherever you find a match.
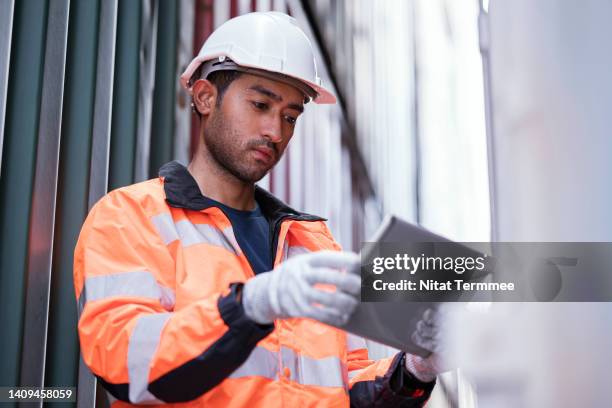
[203,109,276,183]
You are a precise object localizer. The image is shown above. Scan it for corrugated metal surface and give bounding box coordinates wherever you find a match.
[149,0,178,176]
[108,0,141,190]
[20,0,70,398]
[47,1,101,406]
[0,0,15,174]
[0,1,50,398]
[133,0,158,182]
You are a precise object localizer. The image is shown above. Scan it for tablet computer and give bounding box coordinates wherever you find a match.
[336,215,489,356]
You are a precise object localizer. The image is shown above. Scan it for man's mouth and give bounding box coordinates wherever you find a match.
[252,146,275,163]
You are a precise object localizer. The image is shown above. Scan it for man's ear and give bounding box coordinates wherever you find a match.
[192,79,217,115]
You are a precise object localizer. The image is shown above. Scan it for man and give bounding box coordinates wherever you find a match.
[74,11,441,407]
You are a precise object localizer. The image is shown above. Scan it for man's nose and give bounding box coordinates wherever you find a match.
[261,115,284,143]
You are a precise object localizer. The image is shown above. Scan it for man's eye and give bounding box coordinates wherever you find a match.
[284,115,297,125]
[252,101,268,110]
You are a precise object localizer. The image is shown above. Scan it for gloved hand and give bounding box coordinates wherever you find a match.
[404,308,447,382]
[242,250,361,326]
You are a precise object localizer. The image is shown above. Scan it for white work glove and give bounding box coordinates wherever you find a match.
[242,250,361,327]
[405,308,448,382]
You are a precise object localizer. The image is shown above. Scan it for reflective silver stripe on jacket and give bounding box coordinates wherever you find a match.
[347,333,367,352]
[281,243,311,262]
[230,345,347,390]
[127,313,171,404]
[281,346,347,389]
[150,212,240,253]
[78,270,175,315]
[229,345,280,380]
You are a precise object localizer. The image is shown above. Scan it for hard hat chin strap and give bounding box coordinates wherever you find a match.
[194,57,318,104]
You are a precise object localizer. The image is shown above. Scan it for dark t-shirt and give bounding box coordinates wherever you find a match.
[202,196,272,274]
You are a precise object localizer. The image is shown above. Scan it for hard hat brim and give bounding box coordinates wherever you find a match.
[180,56,337,105]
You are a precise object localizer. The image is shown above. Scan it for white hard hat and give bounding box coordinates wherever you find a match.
[180,11,336,104]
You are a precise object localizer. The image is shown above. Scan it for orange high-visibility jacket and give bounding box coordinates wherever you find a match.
[74,161,434,407]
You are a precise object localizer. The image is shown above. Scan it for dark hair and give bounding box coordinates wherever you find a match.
[208,70,242,106]
[190,67,242,116]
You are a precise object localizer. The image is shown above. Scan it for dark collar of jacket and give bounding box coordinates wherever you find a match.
[159,161,325,224]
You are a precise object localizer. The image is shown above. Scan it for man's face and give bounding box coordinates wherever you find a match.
[203,73,305,183]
